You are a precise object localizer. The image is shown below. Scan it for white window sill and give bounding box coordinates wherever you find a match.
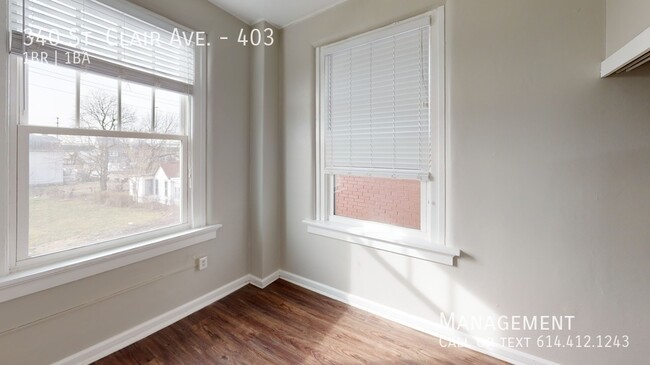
[303,220,459,265]
[0,225,221,303]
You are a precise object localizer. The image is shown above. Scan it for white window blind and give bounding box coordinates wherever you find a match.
[9,0,195,93]
[322,17,431,181]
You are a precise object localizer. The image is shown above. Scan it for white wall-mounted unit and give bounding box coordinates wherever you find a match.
[601,26,650,77]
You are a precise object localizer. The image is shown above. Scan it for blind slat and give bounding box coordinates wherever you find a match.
[10,0,195,90]
[324,24,430,180]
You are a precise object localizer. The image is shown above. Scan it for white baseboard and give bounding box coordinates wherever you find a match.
[53,270,556,365]
[52,274,251,365]
[278,270,558,365]
[248,270,280,289]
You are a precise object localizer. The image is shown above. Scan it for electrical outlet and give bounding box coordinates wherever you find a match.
[197,256,208,271]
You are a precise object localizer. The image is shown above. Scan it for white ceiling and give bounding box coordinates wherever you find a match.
[207,0,347,28]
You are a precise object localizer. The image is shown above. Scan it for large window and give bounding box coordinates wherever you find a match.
[309,9,457,264]
[4,0,207,272]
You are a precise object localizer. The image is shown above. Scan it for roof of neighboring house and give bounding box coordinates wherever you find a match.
[29,135,62,151]
[159,162,180,179]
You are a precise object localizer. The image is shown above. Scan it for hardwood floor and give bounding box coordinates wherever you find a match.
[94,280,508,364]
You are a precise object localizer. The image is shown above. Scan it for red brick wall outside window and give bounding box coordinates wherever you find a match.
[334,175,421,230]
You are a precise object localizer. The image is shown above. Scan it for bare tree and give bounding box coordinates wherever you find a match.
[81,91,119,131]
[126,111,180,202]
[79,90,135,191]
[78,89,182,199]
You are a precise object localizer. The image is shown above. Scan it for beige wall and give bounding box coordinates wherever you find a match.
[281,1,650,364]
[2,0,649,364]
[0,0,251,363]
[606,0,650,56]
[250,21,283,278]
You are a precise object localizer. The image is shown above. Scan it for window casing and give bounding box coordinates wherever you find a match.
[3,0,207,273]
[310,9,456,264]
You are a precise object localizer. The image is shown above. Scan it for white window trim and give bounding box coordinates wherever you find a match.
[13,124,193,269]
[303,219,458,265]
[0,225,221,303]
[306,7,459,265]
[0,0,214,301]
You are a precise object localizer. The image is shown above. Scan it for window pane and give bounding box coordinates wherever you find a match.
[155,89,187,134]
[27,61,77,127]
[80,73,119,130]
[122,81,153,132]
[28,133,183,257]
[334,175,421,229]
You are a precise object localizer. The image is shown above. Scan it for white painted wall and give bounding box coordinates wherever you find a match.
[606,0,650,56]
[152,168,180,205]
[281,1,650,364]
[29,152,64,186]
[0,0,251,363]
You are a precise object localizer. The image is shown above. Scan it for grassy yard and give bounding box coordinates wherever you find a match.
[29,196,179,256]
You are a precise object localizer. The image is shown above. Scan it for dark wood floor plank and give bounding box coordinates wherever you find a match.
[227,287,391,363]
[260,282,448,363]
[94,280,509,365]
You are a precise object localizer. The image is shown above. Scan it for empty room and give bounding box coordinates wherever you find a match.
[0,0,648,364]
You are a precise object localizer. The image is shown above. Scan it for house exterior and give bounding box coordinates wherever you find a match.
[129,162,181,205]
[29,135,65,186]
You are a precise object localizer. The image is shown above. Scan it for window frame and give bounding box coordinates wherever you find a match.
[14,124,191,269]
[0,0,215,300]
[307,7,458,265]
